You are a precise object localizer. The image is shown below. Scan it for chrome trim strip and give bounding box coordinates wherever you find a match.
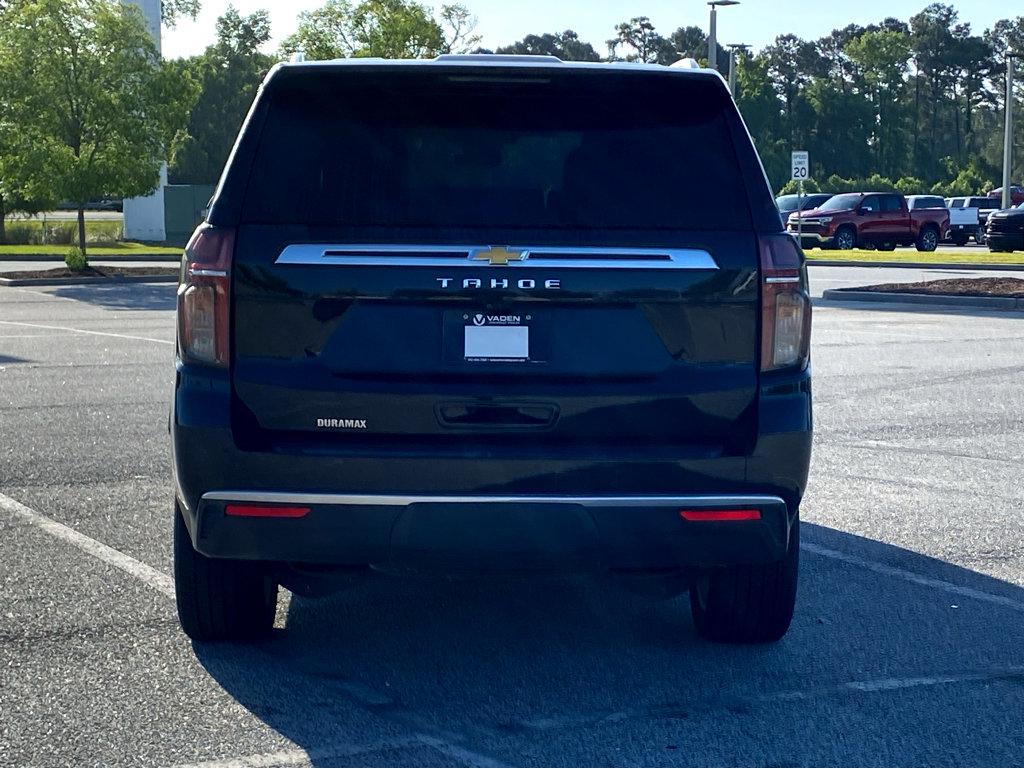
[787,231,829,242]
[202,491,784,509]
[765,276,801,284]
[189,269,227,277]
[275,244,718,270]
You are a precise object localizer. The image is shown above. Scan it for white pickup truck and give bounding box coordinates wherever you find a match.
[947,197,1002,245]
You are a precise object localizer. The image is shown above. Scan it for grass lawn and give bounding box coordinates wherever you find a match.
[0,242,181,256]
[805,248,1024,265]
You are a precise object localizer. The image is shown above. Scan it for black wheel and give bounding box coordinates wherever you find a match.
[952,235,968,247]
[877,242,896,252]
[174,503,277,642]
[974,226,986,244]
[690,518,799,643]
[916,226,939,252]
[833,226,856,250]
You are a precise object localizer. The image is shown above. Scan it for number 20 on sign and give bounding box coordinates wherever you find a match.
[791,151,809,181]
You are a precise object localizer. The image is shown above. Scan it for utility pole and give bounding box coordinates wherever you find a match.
[727,43,750,97]
[707,1,739,72]
[1003,53,1018,210]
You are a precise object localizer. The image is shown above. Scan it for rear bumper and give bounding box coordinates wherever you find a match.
[189,492,792,570]
[172,366,811,571]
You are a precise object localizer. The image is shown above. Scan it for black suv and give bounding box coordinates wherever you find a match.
[172,56,812,644]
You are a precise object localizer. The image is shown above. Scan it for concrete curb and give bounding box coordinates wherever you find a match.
[807,259,1024,271]
[0,274,178,287]
[821,288,1024,310]
[0,253,180,262]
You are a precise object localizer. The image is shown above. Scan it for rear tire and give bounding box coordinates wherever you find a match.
[690,518,799,643]
[916,226,939,252]
[877,242,896,252]
[174,503,278,642]
[952,235,968,247]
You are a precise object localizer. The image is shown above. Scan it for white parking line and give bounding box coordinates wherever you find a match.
[480,666,1024,736]
[187,734,504,768]
[758,666,1024,702]
[0,319,172,345]
[0,333,83,339]
[802,541,1024,613]
[187,737,423,768]
[0,491,174,599]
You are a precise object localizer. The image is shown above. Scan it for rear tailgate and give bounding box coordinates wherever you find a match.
[949,207,978,227]
[229,66,761,453]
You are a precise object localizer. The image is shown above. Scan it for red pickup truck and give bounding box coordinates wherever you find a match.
[787,192,949,251]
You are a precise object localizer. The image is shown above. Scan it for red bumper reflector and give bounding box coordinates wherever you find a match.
[680,509,761,522]
[225,504,310,519]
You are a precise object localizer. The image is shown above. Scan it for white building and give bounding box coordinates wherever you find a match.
[121,0,167,242]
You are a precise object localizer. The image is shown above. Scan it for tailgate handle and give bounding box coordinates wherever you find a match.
[437,403,558,429]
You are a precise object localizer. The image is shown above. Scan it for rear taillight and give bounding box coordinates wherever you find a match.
[759,234,811,372]
[177,224,235,368]
[680,509,762,522]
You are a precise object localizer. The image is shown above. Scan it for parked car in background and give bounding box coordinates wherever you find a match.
[948,196,1002,244]
[988,186,1024,206]
[776,193,833,225]
[55,198,123,212]
[986,203,1024,253]
[946,205,978,246]
[907,195,946,211]
[788,192,949,251]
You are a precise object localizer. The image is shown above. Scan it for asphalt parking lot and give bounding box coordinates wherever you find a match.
[1,268,1023,767]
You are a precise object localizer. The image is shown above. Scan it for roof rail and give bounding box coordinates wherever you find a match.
[434,53,564,64]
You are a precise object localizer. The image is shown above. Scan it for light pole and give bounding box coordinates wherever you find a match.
[727,43,750,97]
[1002,52,1019,210]
[707,1,739,72]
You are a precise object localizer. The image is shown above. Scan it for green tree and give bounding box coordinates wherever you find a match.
[668,25,725,73]
[607,16,676,64]
[0,0,198,256]
[895,176,926,195]
[161,0,201,25]
[846,30,911,179]
[778,178,821,195]
[733,51,787,188]
[281,0,477,60]
[496,30,600,62]
[763,34,822,150]
[437,4,480,53]
[170,5,274,184]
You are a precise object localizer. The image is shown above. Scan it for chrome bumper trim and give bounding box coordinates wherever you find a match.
[788,231,829,242]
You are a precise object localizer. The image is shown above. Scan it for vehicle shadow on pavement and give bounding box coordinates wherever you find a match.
[50,282,176,311]
[193,523,1024,766]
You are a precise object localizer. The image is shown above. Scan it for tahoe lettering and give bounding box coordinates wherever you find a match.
[436,277,561,290]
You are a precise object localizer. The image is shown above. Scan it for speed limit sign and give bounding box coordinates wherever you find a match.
[791,151,810,181]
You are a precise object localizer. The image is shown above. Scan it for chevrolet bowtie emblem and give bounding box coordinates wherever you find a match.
[470,246,528,266]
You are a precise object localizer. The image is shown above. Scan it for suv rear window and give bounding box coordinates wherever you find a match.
[242,70,752,233]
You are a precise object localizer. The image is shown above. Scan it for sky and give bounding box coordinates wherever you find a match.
[161,0,1016,60]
